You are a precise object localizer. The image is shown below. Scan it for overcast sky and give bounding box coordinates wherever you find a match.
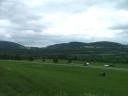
[0,0,128,47]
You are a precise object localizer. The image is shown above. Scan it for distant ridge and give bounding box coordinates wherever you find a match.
[0,41,25,50]
[0,40,125,51]
[0,40,125,48]
[0,40,128,63]
[47,41,124,50]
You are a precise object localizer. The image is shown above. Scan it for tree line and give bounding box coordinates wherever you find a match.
[0,53,128,64]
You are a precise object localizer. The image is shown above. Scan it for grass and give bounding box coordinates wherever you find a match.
[0,60,128,96]
[92,62,128,69]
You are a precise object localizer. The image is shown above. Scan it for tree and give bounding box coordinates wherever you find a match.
[68,59,72,63]
[42,58,46,62]
[14,55,21,60]
[53,58,58,63]
[28,56,34,61]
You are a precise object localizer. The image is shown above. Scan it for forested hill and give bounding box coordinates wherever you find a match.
[46,41,124,50]
[0,41,126,53]
[0,41,128,63]
[0,41,26,50]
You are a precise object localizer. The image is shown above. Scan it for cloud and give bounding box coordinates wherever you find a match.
[110,25,128,30]
[0,0,46,43]
[116,0,128,10]
[0,0,128,47]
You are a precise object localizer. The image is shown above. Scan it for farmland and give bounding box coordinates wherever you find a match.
[0,60,128,96]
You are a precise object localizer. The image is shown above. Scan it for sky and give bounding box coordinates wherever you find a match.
[0,0,128,47]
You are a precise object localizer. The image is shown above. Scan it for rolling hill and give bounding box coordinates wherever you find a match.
[0,41,25,50]
[0,41,128,63]
[47,41,124,50]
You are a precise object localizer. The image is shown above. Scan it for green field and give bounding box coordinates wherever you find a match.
[0,60,128,96]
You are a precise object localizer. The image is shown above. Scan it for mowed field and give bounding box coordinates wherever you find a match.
[0,60,128,96]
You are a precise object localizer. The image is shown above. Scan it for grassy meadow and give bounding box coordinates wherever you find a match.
[0,60,128,96]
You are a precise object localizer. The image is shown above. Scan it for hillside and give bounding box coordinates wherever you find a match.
[0,41,128,63]
[47,42,86,50]
[0,41,26,50]
[47,41,124,50]
[0,41,28,56]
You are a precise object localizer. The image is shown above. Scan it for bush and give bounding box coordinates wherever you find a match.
[53,59,59,63]
[28,57,34,61]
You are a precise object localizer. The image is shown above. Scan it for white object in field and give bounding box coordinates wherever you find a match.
[86,62,90,65]
[104,65,109,67]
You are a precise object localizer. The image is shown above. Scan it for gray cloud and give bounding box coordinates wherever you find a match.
[109,24,128,44]
[0,0,47,46]
[34,0,116,13]
[116,0,128,10]
[110,24,128,30]
[0,0,45,32]
[0,0,128,47]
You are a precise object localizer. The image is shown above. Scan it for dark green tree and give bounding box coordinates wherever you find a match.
[68,59,72,63]
[42,58,46,62]
[53,58,58,63]
[28,56,34,61]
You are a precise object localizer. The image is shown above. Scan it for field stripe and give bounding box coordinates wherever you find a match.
[36,62,128,72]
[1,60,128,72]
[31,61,128,72]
